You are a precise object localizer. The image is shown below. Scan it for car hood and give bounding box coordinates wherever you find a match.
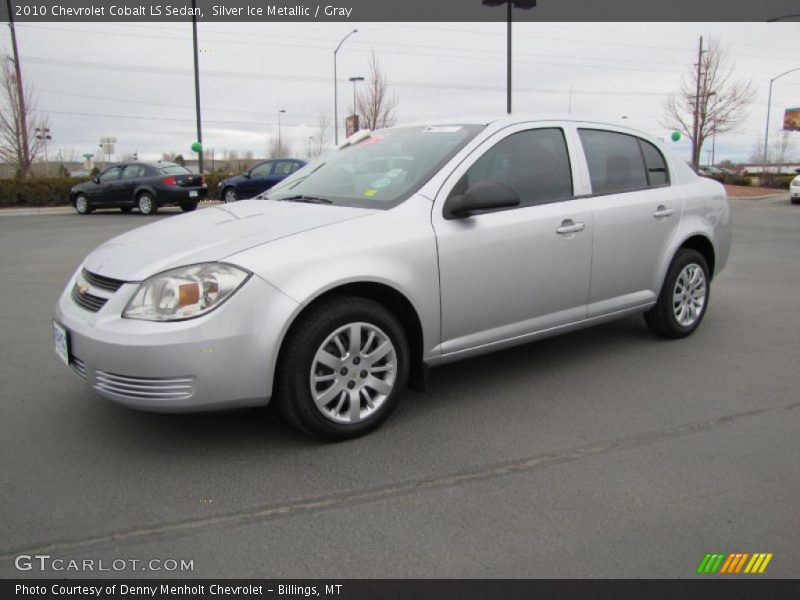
[83,200,377,281]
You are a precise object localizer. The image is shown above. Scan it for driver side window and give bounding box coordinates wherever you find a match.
[250,162,272,177]
[98,168,121,183]
[459,128,573,208]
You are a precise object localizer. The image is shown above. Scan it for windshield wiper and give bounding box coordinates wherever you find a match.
[276,195,333,204]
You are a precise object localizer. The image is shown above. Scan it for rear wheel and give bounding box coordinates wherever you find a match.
[275,297,409,441]
[223,187,238,203]
[644,248,710,339]
[74,194,92,215]
[137,192,158,216]
[180,202,198,212]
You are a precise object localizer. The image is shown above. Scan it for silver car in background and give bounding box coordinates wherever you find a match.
[54,116,731,440]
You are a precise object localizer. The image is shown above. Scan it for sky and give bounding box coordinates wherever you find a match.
[3,20,799,167]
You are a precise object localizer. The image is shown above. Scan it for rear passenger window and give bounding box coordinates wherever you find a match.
[639,139,669,186]
[578,129,648,195]
[462,128,573,208]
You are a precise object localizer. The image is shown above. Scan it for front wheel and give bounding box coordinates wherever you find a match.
[791,197,800,205]
[74,194,92,215]
[644,248,710,339]
[275,297,410,441]
[223,187,238,203]
[137,193,158,216]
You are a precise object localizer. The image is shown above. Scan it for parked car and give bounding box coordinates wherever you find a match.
[54,116,731,440]
[218,158,307,202]
[791,173,800,204]
[69,161,207,215]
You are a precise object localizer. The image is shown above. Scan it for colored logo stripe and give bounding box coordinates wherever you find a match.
[697,553,773,574]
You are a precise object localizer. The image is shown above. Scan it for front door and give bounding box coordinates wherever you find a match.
[432,124,594,355]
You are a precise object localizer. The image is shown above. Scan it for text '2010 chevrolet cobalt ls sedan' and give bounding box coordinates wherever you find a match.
[54,117,731,440]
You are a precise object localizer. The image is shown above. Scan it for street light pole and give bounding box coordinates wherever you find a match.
[333,29,358,145]
[763,67,800,167]
[191,0,203,174]
[278,109,286,154]
[482,1,536,115]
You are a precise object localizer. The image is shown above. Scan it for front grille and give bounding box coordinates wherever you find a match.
[71,284,108,312]
[83,269,125,292]
[70,357,87,380]
[94,371,195,401]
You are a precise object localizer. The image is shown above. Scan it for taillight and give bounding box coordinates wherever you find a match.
[201,176,206,185]
[163,176,177,186]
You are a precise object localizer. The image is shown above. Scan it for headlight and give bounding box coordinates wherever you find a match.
[123,263,251,321]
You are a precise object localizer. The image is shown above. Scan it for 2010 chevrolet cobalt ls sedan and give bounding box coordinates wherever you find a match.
[54,117,731,440]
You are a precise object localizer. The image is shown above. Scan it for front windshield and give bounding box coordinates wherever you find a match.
[263,124,485,209]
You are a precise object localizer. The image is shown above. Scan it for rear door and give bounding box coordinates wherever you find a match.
[575,127,682,316]
[269,160,301,188]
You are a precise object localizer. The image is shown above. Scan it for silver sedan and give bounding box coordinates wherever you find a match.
[54,117,731,440]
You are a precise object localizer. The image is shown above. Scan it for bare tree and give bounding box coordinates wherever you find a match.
[749,130,799,163]
[266,135,292,159]
[0,58,48,177]
[307,110,331,158]
[353,51,398,131]
[662,40,754,171]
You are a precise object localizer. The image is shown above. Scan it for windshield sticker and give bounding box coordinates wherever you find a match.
[371,178,392,188]
[387,168,403,178]
[358,135,385,146]
[363,189,379,197]
[422,126,462,133]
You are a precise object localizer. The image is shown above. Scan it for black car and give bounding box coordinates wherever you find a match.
[69,161,208,215]
[218,158,306,202]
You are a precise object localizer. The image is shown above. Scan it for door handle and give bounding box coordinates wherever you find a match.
[555,219,586,235]
[653,205,675,218]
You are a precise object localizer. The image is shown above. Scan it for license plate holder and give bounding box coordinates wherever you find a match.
[188,190,198,198]
[53,320,70,365]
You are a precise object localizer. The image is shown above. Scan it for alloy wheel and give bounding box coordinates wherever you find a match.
[309,322,398,424]
[672,263,707,327]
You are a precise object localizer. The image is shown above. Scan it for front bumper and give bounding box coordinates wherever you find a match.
[55,268,298,412]
[791,187,800,199]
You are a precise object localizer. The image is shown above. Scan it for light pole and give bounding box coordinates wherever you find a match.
[333,29,358,145]
[482,1,537,114]
[763,67,800,168]
[277,109,286,154]
[348,76,364,116]
[34,127,51,175]
[191,0,203,173]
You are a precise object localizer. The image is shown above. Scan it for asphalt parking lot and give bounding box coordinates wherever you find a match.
[0,197,798,579]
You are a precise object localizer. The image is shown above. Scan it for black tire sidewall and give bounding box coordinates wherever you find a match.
[656,249,710,337]
[279,298,410,441]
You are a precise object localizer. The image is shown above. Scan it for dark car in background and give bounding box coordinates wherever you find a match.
[70,161,207,216]
[218,158,306,202]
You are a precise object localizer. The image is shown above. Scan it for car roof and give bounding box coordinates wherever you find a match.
[393,114,659,135]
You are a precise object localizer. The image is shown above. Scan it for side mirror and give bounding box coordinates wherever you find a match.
[93,177,100,184]
[243,171,252,178]
[444,180,520,220]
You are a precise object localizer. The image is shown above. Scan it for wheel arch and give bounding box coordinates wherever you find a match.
[678,234,716,280]
[273,280,427,396]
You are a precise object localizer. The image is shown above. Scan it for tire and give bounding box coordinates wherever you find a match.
[120,206,133,213]
[74,194,92,215]
[180,202,198,212]
[222,187,238,203]
[275,296,410,441]
[137,192,158,216]
[644,248,710,339]
[791,197,799,205]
